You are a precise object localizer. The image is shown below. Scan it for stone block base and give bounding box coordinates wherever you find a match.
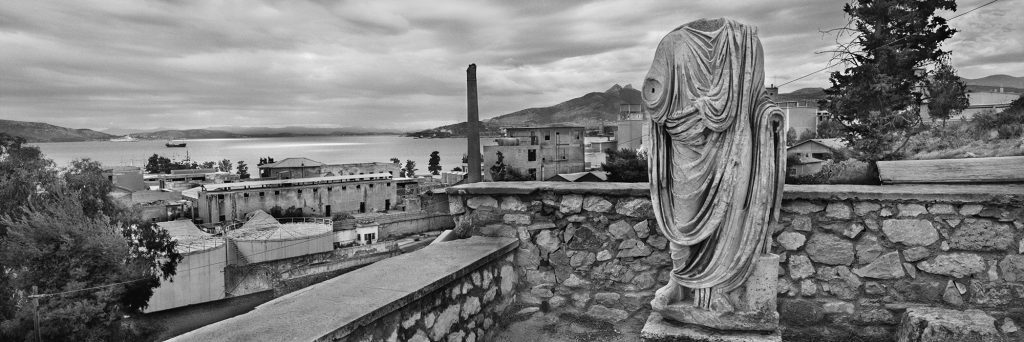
[641,313,781,342]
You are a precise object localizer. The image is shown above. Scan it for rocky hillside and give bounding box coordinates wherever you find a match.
[0,119,113,142]
[131,129,243,140]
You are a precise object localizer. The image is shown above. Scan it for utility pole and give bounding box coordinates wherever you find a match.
[32,286,42,342]
[466,64,481,183]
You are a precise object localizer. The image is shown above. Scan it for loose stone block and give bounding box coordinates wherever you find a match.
[853,251,905,279]
[499,196,528,211]
[998,255,1024,282]
[822,301,855,314]
[882,219,939,246]
[582,195,613,213]
[942,280,964,307]
[790,216,812,232]
[776,231,806,251]
[466,196,498,209]
[608,220,634,239]
[855,234,886,264]
[502,213,531,225]
[903,246,931,262]
[559,194,583,214]
[534,230,560,253]
[854,202,882,216]
[805,233,855,265]
[449,196,466,214]
[595,250,612,261]
[916,253,986,278]
[825,202,852,220]
[949,219,1015,251]
[788,254,815,280]
[615,198,653,217]
[633,220,651,239]
[960,204,984,216]
[783,200,824,214]
[896,307,1000,342]
[928,203,956,215]
[897,203,927,217]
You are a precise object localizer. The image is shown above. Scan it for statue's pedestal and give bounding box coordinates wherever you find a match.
[640,313,781,342]
[644,254,781,341]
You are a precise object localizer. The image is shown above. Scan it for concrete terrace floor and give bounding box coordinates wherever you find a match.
[492,307,647,342]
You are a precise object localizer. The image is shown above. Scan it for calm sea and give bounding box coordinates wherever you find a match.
[32,135,492,174]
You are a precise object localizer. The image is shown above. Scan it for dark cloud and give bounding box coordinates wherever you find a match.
[0,0,1019,131]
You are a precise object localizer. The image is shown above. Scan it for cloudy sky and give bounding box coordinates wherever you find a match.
[1,0,1021,131]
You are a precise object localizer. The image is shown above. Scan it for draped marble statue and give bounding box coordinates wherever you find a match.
[642,18,786,334]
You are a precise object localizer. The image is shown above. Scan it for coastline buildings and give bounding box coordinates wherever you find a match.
[193,173,396,224]
[482,125,585,181]
[258,158,400,179]
[615,104,646,151]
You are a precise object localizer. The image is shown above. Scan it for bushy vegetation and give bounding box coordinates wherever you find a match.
[906,95,1024,159]
[1,133,181,341]
[786,159,876,185]
[601,148,648,182]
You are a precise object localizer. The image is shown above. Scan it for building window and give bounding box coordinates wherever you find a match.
[545,134,550,140]
[243,193,249,198]
[386,182,391,186]
[327,187,332,191]
[528,149,537,161]
[342,186,347,190]
[369,184,373,188]
[297,189,303,194]
[528,168,537,180]
[275,190,280,195]
[313,188,318,193]
[259,192,265,197]
[217,194,224,200]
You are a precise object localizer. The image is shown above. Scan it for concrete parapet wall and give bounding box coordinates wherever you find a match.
[170,237,519,342]
[446,182,1024,341]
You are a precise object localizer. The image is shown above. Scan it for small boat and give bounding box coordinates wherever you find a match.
[165,140,186,148]
[110,135,137,142]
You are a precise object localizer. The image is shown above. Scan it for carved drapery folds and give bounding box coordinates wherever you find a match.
[644,18,786,313]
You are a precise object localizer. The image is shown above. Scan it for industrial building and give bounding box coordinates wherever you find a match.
[482,125,586,181]
[146,220,227,312]
[194,173,396,224]
[259,158,400,179]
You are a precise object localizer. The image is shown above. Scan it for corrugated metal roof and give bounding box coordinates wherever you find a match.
[201,173,392,192]
[259,157,325,169]
[228,210,331,241]
[156,220,224,253]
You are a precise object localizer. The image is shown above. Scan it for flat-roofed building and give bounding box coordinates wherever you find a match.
[482,125,586,181]
[103,165,145,192]
[195,173,397,224]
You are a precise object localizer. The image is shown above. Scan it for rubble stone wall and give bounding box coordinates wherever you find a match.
[341,252,519,342]
[446,182,1024,341]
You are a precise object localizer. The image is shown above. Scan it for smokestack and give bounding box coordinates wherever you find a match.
[466,64,481,183]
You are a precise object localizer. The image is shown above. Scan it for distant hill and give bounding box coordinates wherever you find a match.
[0,119,114,142]
[132,129,244,140]
[207,125,402,136]
[411,84,642,137]
[963,74,1024,90]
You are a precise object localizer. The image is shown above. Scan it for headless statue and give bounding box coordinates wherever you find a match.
[643,18,786,330]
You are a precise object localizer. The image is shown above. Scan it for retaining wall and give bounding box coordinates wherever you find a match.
[446,182,1024,341]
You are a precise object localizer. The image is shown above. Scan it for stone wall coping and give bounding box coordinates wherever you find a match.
[169,236,518,342]
[447,182,1024,203]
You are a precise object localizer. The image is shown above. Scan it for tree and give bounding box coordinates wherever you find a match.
[404,160,417,177]
[925,59,969,125]
[601,148,649,182]
[201,161,216,169]
[786,127,799,146]
[823,0,958,161]
[63,158,119,219]
[427,151,441,175]
[236,161,250,179]
[390,157,400,165]
[797,129,817,142]
[0,133,180,341]
[218,159,232,173]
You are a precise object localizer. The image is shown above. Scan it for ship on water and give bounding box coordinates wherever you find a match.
[110,135,138,142]
[164,139,187,147]
[165,140,186,147]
